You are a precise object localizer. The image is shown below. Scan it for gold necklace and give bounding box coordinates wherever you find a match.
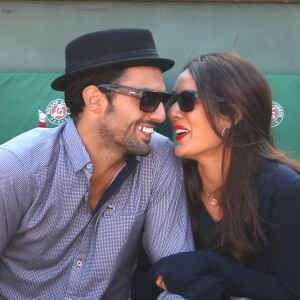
[202,188,218,206]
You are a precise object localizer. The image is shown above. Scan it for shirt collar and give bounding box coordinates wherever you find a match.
[62,119,141,173]
[62,119,91,173]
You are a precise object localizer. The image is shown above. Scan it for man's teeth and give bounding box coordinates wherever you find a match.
[175,129,189,135]
[138,126,154,134]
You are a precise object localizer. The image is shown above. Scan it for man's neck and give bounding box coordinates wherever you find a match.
[76,118,127,212]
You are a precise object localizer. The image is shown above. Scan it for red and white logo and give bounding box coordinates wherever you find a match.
[271,101,284,128]
[45,99,70,125]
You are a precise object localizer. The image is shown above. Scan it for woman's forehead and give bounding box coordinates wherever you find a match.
[173,69,197,92]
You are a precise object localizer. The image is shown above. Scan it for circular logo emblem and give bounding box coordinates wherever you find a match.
[45,99,70,125]
[271,101,284,128]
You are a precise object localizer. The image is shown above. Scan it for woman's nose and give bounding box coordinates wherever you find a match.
[168,101,182,121]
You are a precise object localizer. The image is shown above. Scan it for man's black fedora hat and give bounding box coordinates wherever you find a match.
[51,28,174,91]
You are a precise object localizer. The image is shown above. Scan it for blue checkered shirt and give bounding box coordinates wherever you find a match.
[0,119,194,299]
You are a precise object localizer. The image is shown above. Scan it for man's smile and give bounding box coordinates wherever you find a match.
[138,125,154,135]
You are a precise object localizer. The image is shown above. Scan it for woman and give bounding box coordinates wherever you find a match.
[134,53,300,300]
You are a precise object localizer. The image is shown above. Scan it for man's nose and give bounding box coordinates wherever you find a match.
[148,102,166,123]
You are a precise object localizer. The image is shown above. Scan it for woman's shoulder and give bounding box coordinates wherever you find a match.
[258,157,300,189]
[257,158,300,221]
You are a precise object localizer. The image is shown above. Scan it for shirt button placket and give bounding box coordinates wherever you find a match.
[66,225,92,298]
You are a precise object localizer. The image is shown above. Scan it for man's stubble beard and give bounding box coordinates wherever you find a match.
[98,103,152,157]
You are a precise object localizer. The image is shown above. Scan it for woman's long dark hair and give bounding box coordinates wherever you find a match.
[184,53,300,264]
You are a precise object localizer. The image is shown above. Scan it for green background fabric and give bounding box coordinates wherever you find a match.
[266,75,300,160]
[0,73,299,159]
[0,73,64,144]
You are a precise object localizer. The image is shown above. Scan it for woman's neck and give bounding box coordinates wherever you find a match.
[196,148,230,194]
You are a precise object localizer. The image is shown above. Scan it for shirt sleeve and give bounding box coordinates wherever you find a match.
[0,148,28,255]
[142,139,195,262]
[138,139,195,300]
[156,291,191,300]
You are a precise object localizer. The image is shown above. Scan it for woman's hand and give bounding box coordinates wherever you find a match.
[156,274,167,291]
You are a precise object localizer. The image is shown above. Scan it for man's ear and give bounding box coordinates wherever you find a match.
[82,85,107,114]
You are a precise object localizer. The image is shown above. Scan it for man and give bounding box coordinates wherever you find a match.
[0,28,194,299]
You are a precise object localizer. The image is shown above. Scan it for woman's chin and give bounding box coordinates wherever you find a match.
[175,145,189,159]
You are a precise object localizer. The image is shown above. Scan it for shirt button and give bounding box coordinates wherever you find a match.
[76,260,83,267]
[86,163,92,169]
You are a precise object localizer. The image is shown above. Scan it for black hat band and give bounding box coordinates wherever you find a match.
[66,49,158,73]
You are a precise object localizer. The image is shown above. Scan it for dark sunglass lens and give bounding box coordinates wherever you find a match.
[166,93,177,111]
[179,91,196,112]
[162,94,173,109]
[140,92,161,113]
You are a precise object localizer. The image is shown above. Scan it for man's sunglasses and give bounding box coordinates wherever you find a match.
[169,90,228,112]
[97,84,173,113]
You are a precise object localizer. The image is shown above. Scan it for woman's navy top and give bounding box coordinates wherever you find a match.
[134,158,300,300]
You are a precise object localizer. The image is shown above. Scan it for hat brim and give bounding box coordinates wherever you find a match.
[51,57,174,91]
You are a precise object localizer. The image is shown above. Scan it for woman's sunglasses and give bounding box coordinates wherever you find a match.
[98,84,173,113]
[169,90,228,112]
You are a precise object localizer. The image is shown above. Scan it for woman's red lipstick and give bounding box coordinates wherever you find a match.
[174,125,189,141]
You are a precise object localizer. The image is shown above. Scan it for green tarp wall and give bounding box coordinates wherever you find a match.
[0,73,299,159]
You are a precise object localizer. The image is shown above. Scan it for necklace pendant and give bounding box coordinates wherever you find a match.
[211,198,218,206]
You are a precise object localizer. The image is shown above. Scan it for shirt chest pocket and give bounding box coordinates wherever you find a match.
[96,188,147,244]
[101,205,146,232]
[94,208,146,258]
